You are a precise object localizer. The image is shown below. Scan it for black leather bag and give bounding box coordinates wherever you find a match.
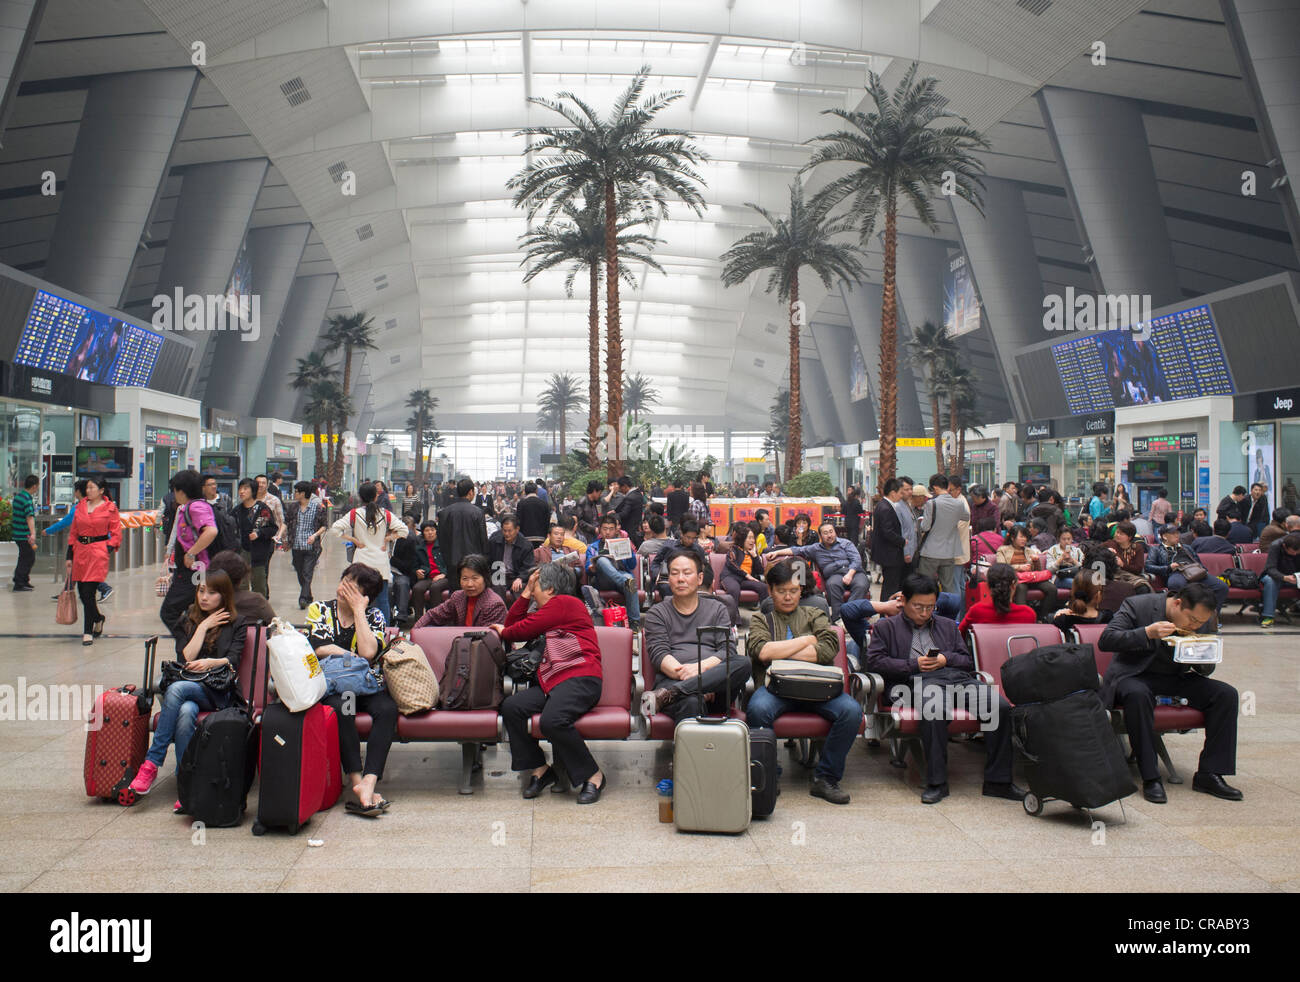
[504,640,545,685]
[159,659,237,695]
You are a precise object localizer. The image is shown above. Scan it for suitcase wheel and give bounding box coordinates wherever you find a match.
[252,821,266,836]
[288,822,300,835]
[1023,792,1043,817]
[117,787,137,807]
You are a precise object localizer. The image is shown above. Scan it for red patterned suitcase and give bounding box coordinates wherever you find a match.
[84,636,158,804]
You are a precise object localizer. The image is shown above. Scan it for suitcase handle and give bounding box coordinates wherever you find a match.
[694,624,734,723]
[142,636,159,696]
[750,759,767,794]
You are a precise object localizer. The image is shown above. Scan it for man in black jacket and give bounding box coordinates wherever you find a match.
[516,481,552,540]
[1216,486,1248,525]
[871,479,907,600]
[486,512,536,603]
[1099,583,1240,804]
[665,480,690,532]
[613,475,645,544]
[573,480,604,542]
[438,478,489,575]
[1260,532,1300,627]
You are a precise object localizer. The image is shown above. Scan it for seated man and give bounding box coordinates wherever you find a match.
[1145,523,1228,611]
[486,512,537,606]
[746,560,862,805]
[1099,582,1241,803]
[642,548,749,722]
[636,514,676,566]
[388,513,425,626]
[864,573,1025,805]
[757,556,831,617]
[585,512,642,630]
[841,591,960,664]
[1260,532,1300,628]
[533,522,584,598]
[651,518,739,625]
[1193,519,1236,555]
[768,519,869,622]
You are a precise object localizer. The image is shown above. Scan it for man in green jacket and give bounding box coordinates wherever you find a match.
[746,559,861,804]
[11,474,38,591]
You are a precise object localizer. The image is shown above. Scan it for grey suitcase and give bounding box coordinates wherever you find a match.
[673,624,753,834]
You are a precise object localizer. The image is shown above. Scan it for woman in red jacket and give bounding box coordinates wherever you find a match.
[491,564,606,804]
[958,562,1036,636]
[69,477,120,645]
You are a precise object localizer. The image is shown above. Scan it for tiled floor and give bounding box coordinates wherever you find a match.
[1,540,1296,893]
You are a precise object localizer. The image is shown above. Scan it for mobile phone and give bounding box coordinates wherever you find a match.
[926,648,941,659]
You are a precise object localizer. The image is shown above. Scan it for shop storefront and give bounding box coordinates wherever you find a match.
[114,387,202,509]
[1232,386,1300,514]
[1018,413,1115,506]
[1115,397,1233,518]
[199,408,249,497]
[253,418,303,486]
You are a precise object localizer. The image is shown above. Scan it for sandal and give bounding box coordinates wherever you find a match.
[345,800,383,818]
[375,797,391,811]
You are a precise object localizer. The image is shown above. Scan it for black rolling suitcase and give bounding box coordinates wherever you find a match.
[749,726,778,818]
[1002,643,1135,815]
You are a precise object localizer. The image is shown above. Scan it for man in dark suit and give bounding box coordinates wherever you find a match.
[1099,582,1241,804]
[871,478,907,600]
[664,480,690,532]
[1192,519,1236,555]
[1215,486,1248,525]
[613,475,645,544]
[515,481,552,540]
[438,478,489,575]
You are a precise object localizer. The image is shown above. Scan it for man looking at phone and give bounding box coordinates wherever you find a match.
[864,573,1024,805]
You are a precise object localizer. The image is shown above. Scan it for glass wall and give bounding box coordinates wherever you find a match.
[1026,436,1116,504]
[3,401,43,497]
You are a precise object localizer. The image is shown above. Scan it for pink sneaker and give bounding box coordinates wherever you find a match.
[129,760,158,796]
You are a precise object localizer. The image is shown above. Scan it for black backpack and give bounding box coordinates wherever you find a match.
[209,502,241,554]
[1221,567,1260,590]
[177,705,257,826]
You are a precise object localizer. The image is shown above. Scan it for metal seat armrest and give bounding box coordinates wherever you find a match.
[850,671,885,710]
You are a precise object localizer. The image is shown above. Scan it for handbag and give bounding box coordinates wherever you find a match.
[319,652,383,697]
[159,659,237,694]
[266,617,326,711]
[504,639,545,685]
[56,577,78,625]
[536,629,589,689]
[1054,564,1082,579]
[1180,564,1208,583]
[1016,570,1053,584]
[381,638,438,714]
[760,614,843,701]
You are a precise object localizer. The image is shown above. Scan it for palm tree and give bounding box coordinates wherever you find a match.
[763,390,790,481]
[519,192,663,467]
[804,62,989,483]
[623,372,660,424]
[509,66,708,479]
[535,373,587,459]
[906,320,959,474]
[937,362,979,476]
[314,380,353,488]
[405,411,444,478]
[720,180,867,481]
[291,350,338,480]
[321,311,377,403]
[405,389,438,487]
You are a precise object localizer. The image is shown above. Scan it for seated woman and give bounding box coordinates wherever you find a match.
[129,570,249,805]
[721,521,769,607]
[1043,527,1085,591]
[306,563,397,816]
[1052,568,1113,632]
[994,526,1040,572]
[491,565,606,804]
[958,562,1036,635]
[1107,520,1149,589]
[412,553,508,629]
[404,521,450,624]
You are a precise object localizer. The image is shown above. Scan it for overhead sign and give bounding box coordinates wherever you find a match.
[145,425,187,448]
[896,438,935,448]
[1133,433,1197,453]
[1025,422,1053,440]
[1256,387,1300,419]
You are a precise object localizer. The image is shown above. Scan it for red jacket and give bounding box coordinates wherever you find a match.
[957,599,1036,637]
[498,594,602,693]
[70,498,121,583]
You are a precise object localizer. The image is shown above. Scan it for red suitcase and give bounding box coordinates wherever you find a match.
[251,700,341,835]
[85,636,159,804]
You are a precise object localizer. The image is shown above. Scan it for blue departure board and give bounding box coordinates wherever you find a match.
[1051,304,1234,415]
[16,290,163,387]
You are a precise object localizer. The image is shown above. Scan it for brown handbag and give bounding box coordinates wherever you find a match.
[1180,564,1208,583]
[382,638,439,715]
[56,577,78,626]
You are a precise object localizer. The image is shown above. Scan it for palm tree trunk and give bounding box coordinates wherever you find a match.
[414,411,425,486]
[787,276,802,483]
[927,370,944,474]
[947,394,957,476]
[587,263,600,470]
[312,420,324,479]
[342,347,353,400]
[604,180,624,480]
[879,203,899,483]
[559,402,567,460]
[325,417,336,488]
[956,414,967,479]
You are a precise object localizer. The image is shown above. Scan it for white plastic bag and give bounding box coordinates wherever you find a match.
[266,617,326,711]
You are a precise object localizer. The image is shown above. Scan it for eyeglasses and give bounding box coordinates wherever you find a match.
[907,603,937,613]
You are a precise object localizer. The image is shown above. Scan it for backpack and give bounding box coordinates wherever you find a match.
[1221,568,1260,590]
[439,631,506,710]
[208,501,241,553]
[177,705,257,827]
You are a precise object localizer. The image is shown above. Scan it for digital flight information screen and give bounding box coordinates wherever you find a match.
[15,289,163,387]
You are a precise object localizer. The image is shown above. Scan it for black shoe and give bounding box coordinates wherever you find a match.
[982,781,1028,801]
[92,618,105,638]
[299,600,309,610]
[810,778,850,804]
[1192,772,1243,801]
[1143,779,1167,804]
[522,767,558,799]
[921,783,949,804]
[13,584,33,592]
[576,778,605,804]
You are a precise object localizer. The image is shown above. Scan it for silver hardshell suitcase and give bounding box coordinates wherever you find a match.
[673,624,753,834]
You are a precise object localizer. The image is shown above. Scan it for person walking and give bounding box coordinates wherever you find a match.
[69,477,120,645]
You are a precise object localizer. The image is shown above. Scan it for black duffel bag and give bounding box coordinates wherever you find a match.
[1001,643,1100,705]
[1013,692,1135,809]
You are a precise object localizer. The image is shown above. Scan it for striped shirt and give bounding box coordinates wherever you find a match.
[293,498,321,551]
[9,489,34,539]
